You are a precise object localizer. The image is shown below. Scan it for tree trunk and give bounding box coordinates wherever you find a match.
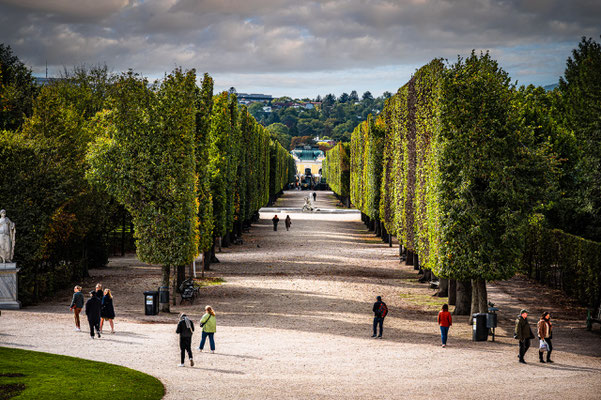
[454,280,472,316]
[448,279,457,305]
[470,278,488,315]
[375,220,381,237]
[203,251,211,271]
[413,252,419,271]
[222,232,231,248]
[161,264,170,313]
[406,250,413,266]
[187,261,193,279]
[436,278,449,297]
[381,224,388,243]
[389,232,393,247]
[217,236,222,252]
[419,269,431,283]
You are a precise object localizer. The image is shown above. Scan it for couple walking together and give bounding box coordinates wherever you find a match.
[176,305,217,367]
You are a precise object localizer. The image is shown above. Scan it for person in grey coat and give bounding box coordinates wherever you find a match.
[69,285,84,332]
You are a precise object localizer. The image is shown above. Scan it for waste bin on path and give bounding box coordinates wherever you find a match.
[472,313,488,341]
[144,290,159,315]
[159,286,169,309]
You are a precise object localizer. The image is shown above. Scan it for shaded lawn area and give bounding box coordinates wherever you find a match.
[0,347,164,400]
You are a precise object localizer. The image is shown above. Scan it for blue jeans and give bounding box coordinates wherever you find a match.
[373,317,384,337]
[199,331,215,351]
[440,326,449,345]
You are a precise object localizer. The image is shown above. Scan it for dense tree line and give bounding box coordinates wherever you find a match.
[325,37,601,312]
[248,91,391,147]
[0,46,295,307]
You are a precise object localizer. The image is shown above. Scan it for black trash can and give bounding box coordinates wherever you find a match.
[159,286,169,305]
[144,290,159,315]
[472,313,488,341]
[486,313,497,329]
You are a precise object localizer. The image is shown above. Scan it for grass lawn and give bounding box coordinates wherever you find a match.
[0,347,164,400]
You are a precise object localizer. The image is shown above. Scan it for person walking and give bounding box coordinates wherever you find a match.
[176,313,195,367]
[85,290,102,339]
[312,192,317,202]
[100,289,115,334]
[537,312,553,363]
[372,296,388,339]
[515,309,534,363]
[285,215,291,231]
[94,283,103,300]
[438,304,452,348]
[272,215,279,231]
[198,306,216,353]
[69,285,84,332]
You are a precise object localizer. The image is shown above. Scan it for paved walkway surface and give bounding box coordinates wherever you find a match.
[1,190,601,399]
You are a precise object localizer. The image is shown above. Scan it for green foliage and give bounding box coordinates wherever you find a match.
[323,142,350,199]
[86,69,199,268]
[0,347,164,399]
[523,217,601,307]
[559,35,601,241]
[0,44,37,130]
[266,122,292,150]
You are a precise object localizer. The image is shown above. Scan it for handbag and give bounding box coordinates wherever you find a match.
[539,339,549,351]
[200,315,211,328]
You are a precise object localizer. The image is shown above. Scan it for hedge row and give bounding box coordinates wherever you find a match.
[322,142,350,201]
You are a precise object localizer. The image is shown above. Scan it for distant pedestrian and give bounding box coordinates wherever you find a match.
[537,312,553,363]
[515,309,534,363]
[372,296,388,338]
[272,215,279,231]
[312,192,317,202]
[438,304,452,348]
[100,289,115,334]
[176,313,195,367]
[85,290,102,339]
[198,305,216,353]
[94,283,103,300]
[69,285,84,332]
[285,215,291,231]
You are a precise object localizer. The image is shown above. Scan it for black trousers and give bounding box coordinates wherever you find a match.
[519,338,531,359]
[373,317,384,337]
[88,319,100,338]
[540,338,553,358]
[180,336,193,364]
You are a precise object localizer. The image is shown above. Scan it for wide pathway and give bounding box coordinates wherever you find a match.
[1,190,601,399]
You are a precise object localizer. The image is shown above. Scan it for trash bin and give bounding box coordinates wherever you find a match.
[486,313,497,329]
[143,290,159,315]
[472,313,488,341]
[159,286,169,305]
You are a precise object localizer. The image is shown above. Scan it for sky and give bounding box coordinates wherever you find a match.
[1,0,599,99]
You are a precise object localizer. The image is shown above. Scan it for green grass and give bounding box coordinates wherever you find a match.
[194,277,225,288]
[398,292,451,311]
[0,347,164,400]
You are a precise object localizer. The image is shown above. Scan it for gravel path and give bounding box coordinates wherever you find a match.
[1,190,601,399]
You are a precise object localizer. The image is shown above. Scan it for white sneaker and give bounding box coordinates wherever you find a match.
[74,328,81,332]
[177,364,185,367]
[211,350,215,354]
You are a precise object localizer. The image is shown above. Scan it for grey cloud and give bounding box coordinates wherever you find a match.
[0,0,598,88]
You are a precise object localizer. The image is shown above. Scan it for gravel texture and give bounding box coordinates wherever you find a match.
[1,190,601,399]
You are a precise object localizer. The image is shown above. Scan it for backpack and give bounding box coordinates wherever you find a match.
[378,302,388,318]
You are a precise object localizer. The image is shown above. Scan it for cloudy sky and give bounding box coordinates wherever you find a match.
[1,0,599,98]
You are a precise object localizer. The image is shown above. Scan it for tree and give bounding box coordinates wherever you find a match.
[559,36,601,241]
[362,91,374,101]
[0,44,37,130]
[339,92,350,103]
[86,69,199,312]
[266,122,292,150]
[349,91,359,102]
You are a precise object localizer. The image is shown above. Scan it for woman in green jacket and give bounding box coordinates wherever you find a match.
[198,305,216,353]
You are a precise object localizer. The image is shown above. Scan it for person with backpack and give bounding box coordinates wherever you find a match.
[372,296,388,338]
[438,304,452,347]
[176,313,195,367]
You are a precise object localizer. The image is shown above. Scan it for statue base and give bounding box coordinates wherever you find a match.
[0,262,21,310]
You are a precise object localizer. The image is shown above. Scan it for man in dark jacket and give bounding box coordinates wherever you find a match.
[272,215,279,231]
[372,296,387,339]
[515,309,534,363]
[176,313,195,367]
[85,291,102,339]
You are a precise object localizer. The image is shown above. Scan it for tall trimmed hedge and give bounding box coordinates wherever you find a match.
[323,142,350,201]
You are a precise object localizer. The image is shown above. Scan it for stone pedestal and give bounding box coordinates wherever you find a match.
[0,262,21,309]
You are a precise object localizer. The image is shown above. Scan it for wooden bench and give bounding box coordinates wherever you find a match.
[586,308,601,331]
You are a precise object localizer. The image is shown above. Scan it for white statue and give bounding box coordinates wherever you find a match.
[0,209,16,263]
[302,196,314,212]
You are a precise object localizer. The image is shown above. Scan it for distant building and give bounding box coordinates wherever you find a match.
[262,106,272,113]
[290,146,325,176]
[237,93,273,103]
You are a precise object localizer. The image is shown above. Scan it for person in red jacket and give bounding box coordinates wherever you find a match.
[438,304,452,348]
